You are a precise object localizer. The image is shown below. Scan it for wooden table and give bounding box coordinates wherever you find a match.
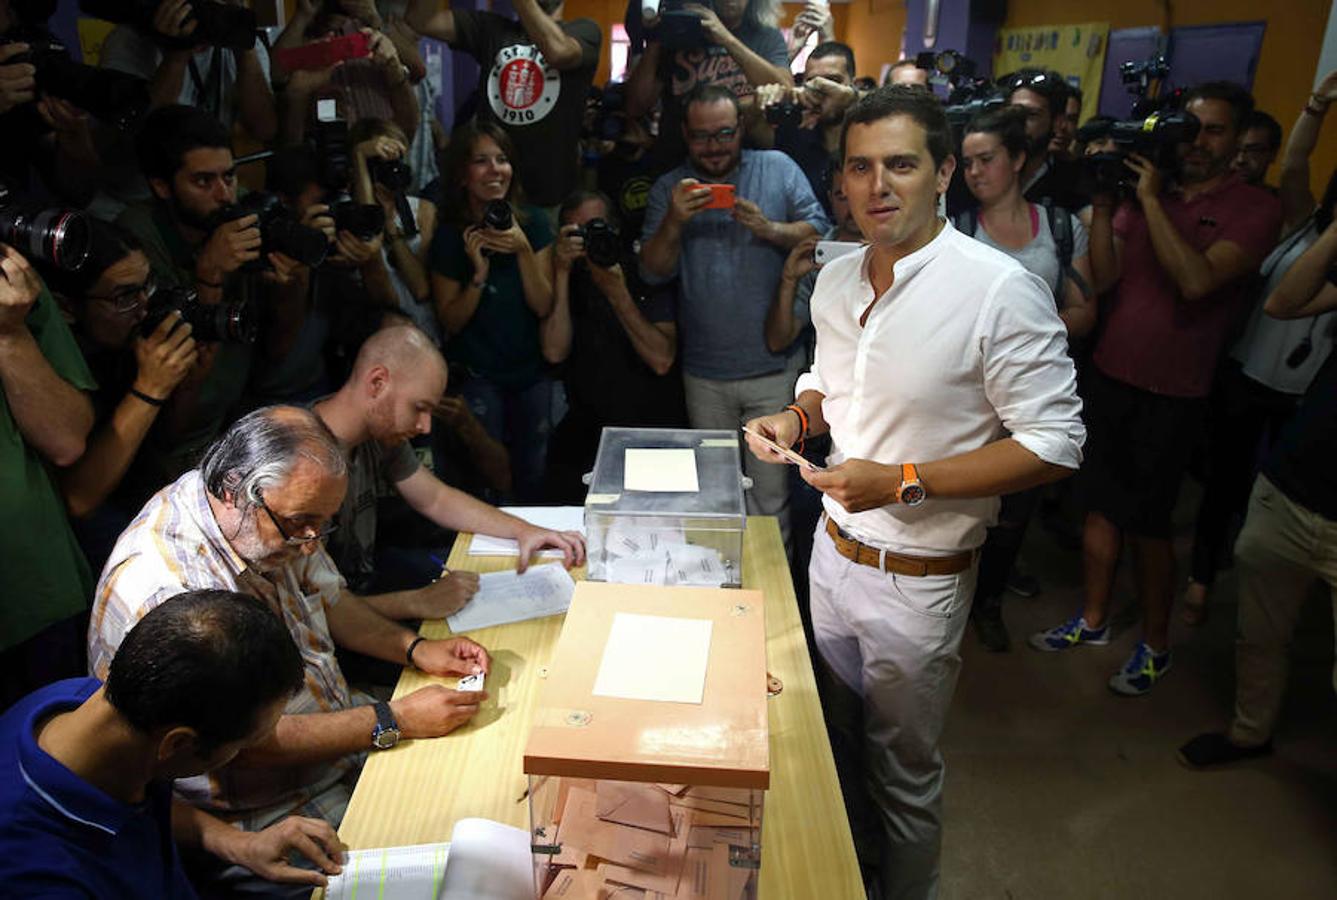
[335,516,864,899]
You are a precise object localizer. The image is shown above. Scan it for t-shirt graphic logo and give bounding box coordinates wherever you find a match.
[487,44,560,125]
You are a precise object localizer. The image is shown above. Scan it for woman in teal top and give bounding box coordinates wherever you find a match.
[430,121,556,501]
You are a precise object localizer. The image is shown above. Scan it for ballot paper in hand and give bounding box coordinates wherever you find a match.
[468,506,586,558]
[624,448,700,492]
[323,818,532,900]
[446,564,576,633]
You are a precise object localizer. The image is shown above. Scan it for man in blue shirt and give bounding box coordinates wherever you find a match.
[0,589,346,897]
[640,83,829,545]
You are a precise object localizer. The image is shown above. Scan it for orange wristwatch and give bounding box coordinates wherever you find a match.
[897,463,927,506]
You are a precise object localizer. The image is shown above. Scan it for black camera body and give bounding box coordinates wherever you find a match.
[79,0,257,52]
[0,182,91,272]
[482,199,514,232]
[141,285,256,344]
[572,218,621,268]
[1081,109,1202,194]
[329,200,385,242]
[0,31,149,131]
[210,192,330,271]
[652,0,714,51]
[368,158,412,192]
[764,100,803,129]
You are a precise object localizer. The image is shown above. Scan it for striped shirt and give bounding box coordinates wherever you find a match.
[89,470,361,830]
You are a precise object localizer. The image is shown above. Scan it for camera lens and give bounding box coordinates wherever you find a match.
[483,200,513,231]
[0,205,91,272]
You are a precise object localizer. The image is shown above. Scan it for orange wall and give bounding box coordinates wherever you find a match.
[1003,0,1332,192]
[840,0,909,81]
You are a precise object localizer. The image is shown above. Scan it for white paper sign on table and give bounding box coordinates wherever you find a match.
[623,447,699,492]
[446,564,576,633]
[592,612,713,704]
[467,506,586,558]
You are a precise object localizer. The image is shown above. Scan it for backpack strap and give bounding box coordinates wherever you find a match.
[1041,198,1090,302]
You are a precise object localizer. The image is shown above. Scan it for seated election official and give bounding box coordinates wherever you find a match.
[0,590,345,898]
[89,406,492,897]
[744,86,1085,900]
[313,322,586,601]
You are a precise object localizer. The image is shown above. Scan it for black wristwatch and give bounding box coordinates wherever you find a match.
[371,700,400,750]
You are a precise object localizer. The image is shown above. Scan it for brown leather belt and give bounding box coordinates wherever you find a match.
[824,517,974,577]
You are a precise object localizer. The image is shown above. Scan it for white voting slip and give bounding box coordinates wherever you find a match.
[623,447,699,492]
[324,819,531,900]
[467,506,586,558]
[446,564,576,633]
[592,612,714,704]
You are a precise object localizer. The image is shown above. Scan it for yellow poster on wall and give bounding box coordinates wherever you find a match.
[994,23,1110,124]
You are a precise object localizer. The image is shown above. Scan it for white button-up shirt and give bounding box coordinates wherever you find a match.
[796,220,1086,555]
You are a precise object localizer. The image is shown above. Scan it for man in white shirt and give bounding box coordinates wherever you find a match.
[744,86,1085,900]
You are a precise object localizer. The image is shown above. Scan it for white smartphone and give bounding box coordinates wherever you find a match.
[814,240,862,265]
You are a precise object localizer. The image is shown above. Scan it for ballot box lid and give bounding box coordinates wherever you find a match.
[585,427,746,522]
[523,581,770,790]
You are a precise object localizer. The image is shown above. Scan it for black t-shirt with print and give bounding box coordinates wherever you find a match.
[451,12,602,206]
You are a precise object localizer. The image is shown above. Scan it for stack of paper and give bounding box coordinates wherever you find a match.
[447,565,577,633]
[538,779,759,900]
[597,521,729,589]
[468,506,587,558]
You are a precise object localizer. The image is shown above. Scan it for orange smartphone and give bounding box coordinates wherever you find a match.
[702,183,736,210]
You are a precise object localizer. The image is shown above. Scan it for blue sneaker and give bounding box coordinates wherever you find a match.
[1027,614,1111,652]
[1108,641,1173,696]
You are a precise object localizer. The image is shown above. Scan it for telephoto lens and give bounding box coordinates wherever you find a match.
[368,158,413,192]
[330,201,386,242]
[482,200,513,231]
[0,185,91,272]
[220,193,330,270]
[141,286,257,344]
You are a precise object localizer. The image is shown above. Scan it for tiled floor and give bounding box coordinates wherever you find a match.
[938,488,1337,899]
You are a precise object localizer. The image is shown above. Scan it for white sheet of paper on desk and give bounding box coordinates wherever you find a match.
[446,564,576,633]
[467,506,586,558]
[323,842,450,900]
[623,447,700,492]
[592,612,713,704]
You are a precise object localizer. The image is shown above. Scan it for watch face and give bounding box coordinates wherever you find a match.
[901,483,927,506]
[372,727,400,750]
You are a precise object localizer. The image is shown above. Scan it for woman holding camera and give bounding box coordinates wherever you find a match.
[50,220,198,569]
[350,117,440,344]
[430,120,555,501]
[956,105,1096,652]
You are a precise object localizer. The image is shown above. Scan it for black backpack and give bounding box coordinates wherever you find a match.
[954,200,1090,305]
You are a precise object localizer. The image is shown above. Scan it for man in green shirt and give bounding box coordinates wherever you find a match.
[0,245,97,707]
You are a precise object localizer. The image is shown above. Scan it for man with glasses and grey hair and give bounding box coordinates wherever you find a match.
[640,82,829,546]
[89,405,492,897]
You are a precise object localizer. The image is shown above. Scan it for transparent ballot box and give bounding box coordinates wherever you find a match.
[584,427,747,588]
[523,581,770,899]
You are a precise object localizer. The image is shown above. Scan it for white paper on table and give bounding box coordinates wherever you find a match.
[592,612,714,704]
[467,506,586,558]
[623,447,700,492]
[439,818,534,900]
[446,564,576,633]
[324,842,450,900]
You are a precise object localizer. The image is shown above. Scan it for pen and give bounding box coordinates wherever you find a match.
[429,553,450,580]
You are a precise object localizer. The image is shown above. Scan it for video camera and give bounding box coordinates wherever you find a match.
[208,192,330,272]
[141,284,255,344]
[924,51,1006,133]
[79,0,258,53]
[1081,110,1201,194]
[0,30,149,131]
[1120,54,1173,119]
[0,183,91,272]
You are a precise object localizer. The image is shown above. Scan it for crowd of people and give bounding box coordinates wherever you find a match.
[0,0,1334,897]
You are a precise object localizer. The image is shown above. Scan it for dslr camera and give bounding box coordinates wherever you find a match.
[645,0,715,51]
[79,0,258,53]
[1081,110,1201,195]
[329,200,385,242]
[571,218,621,268]
[209,192,330,272]
[141,284,256,344]
[0,183,91,272]
[0,30,149,131]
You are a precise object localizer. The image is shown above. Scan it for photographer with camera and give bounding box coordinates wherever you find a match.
[1030,82,1282,695]
[624,0,791,165]
[755,40,857,217]
[540,189,683,501]
[98,0,276,144]
[115,105,309,482]
[1001,69,1088,212]
[0,240,97,709]
[407,0,601,211]
[640,83,828,545]
[430,120,556,502]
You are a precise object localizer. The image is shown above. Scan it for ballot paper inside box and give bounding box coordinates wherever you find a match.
[523,582,769,900]
[584,428,747,589]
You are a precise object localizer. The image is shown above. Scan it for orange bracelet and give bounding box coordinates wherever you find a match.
[784,403,809,454]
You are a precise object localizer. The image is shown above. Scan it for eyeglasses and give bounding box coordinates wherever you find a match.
[686,127,739,146]
[89,277,157,315]
[259,496,338,546]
